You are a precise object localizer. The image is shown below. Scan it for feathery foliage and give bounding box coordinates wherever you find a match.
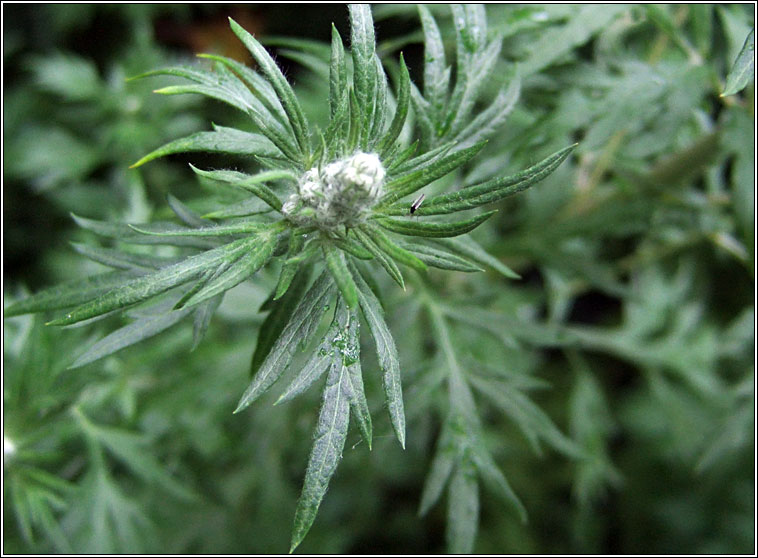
[4,3,753,554]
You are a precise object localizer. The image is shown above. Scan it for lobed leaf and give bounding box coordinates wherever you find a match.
[448,39,503,140]
[419,421,456,516]
[322,243,358,309]
[377,54,411,158]
[191,295,223,351]
[235,271,336,412]
[359,225,427,271]
[332,235,374,260]
[430,236,520,279]
[72,214,216,249]
[130,125,281,168]
[129,221,269,238]
[395,240,484,273]
[470,445,527,523]
[179,233,278,308]
[455,76,521,149]
[343,306,372,449]
[140,64,260,118]
[388,144,577,216]
[376,210,496,238]
[189,165,288,212]
[253,268,311,375]
[166,195,209,228]
[329,24,348,121]
[418,5,450,122]
[47,237,254,326]
[290,346,351,552]
[446,457,480,554]
[4,271,142,317]
[351,263,406,448]
[202,196,273,220]
[722,28,754,97]
[69,308,193,369]
[349,4,378,147]
[276,297,350,405]
[229,18,310,156]
[470,375,583,459]
[366,55,389,149]
[390,140,456,176]
[71,243,174,272]
[197,53,290,128]
[352,228,405,289]
[379,140,488,206]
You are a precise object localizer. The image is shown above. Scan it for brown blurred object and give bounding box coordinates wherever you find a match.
[154,7,264,62]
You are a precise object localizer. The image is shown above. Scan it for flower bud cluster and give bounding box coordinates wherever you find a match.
[282,152,385,229]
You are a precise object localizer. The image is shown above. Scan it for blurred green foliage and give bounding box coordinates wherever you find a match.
[3,4,754,554]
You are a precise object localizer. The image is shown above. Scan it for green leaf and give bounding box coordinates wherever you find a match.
[447,457,479,554]
[351,264,406,448]
[410,83,437,149]
[48,237,254,326]
[396,143,577,216]
[376,210,496,238]
[470,375,583,459]
[197,52,290,128]
[276,297,347,404]
[456,77,520,149]
[191,295,223,351]
[130,125,281,168]
[329,24,348,121]
[4,271,142,317]
[419,421,456,516]
[430,236,520,279]
[179,233,278,308]
[367,55,389,149]
[143,64,260,117]
[391,140,455,175]
[290,343,351,552]
[75,411,196,502]
[418,5,450,121]
[470,445,526,523]
[377,54,411,158]
[167,195,209,228]
[352,228,405,289]
[235,271,335,412]
[322,243,358,309]
[229,18,310,156]
[30,51,102,101]
[202,196,273,220]
[395,240,484,273]
[722,28,755,97]
[72,214,216,249]
[69,308,192,369]
[343,306,372,449]
[448,40,503,140]
[274,232,308,300]
[519,5,627,76]
[129,221,269,238]
[386,139,420,172]
[189,165,288,212]
[349,4,378,145]
[71,243,173,272]
[379,140,488,206]
[253,267,311,375]
[359,225,428,271]
[333,234,374,260]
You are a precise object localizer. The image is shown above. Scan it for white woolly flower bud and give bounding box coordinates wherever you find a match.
[283,152,385,229]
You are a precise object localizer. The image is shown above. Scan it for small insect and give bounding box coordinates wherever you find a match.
[410,193,425,215]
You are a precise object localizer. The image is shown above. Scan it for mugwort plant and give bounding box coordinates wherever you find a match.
[6,5,575,551]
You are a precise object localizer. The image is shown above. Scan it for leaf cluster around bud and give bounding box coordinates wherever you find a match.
[3,4,575,552]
